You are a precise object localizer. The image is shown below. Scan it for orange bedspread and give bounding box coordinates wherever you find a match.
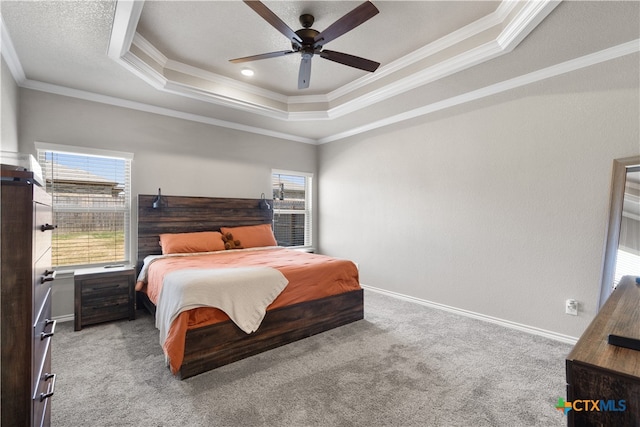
[140,247,360,373]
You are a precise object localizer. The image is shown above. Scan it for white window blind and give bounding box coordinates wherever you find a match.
[272,171,312,248]
[613,248,640,288]
[37,148,132,267]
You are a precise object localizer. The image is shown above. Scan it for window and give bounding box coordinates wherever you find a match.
[272,170,312,248]
[37,144,132,268]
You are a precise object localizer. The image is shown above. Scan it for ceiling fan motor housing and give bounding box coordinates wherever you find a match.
[293,26,322,54]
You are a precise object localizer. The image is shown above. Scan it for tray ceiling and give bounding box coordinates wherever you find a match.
[2,1,639,143]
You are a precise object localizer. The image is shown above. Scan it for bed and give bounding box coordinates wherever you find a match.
[136,194,364,379]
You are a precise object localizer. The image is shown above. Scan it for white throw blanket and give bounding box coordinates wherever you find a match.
[155,267,289,347]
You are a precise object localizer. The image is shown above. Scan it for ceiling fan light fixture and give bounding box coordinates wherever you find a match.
[241,68,254,77]
[232,0,380,89]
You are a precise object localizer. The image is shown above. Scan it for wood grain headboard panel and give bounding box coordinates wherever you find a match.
[137,194,272,272]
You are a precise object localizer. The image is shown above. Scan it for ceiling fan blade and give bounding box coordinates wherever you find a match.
[243,0,302,43]
[298,55,312,89]
[229,50,295,63]
[319,50,380,72]
[313,1,379,47]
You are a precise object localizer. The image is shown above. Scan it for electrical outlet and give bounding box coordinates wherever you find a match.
[565,299,578,316]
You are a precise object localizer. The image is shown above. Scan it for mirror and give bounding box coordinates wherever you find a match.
[598,155,640,309]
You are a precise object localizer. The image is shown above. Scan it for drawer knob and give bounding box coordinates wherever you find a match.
[40,223,57,232]
[40,270,57,284]
[39,373,56,402]
[40,319,56,340]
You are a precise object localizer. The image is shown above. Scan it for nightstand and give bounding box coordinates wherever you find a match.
[74,266,136,331]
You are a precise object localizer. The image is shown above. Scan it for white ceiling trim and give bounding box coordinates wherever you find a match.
[135,33,291,105]
[162,79,292,120]
[0,16,25,83]
[497,0,559,50]
[119,48,168,91]
[324,39,506,120]
[321,0,520,104]
[3,2,634,146]
[106,0,144,60]
[119,35,296,119]
[3,14,636,148]
[318,39,640,144]
[18,78,316,144]
[0,13,314,144]
[322,0,559,121]
[109,0,558,121]
[130,31,167,68]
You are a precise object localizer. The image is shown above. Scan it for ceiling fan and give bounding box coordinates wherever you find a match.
[229,0,381,89]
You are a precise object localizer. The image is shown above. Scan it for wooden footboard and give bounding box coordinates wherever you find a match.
[177,289,363,379]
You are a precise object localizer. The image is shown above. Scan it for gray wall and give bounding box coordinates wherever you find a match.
[317,53,640,340]
[1,57,19,152]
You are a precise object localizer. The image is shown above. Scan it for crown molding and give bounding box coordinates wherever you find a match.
[318,39,640,144]
[497,0,561,50]
[134,30,291,105]
[324,0,520,104]
[107,0,145,60]
[0,15,26,83]
[12,38,637,146]
[325,39,505,120]
[109,0,559,121]
[131,31,166,67]
[19,78,316,144]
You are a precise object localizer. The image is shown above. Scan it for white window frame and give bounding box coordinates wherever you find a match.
[271,169,313,249]
[35,142,133,269]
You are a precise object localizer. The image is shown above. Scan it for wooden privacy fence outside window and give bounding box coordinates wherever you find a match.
[37,149,131,267]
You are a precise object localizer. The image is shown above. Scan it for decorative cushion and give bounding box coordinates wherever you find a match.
[221,232,242,250]
[219,224,277,248]
[159,231,225,254]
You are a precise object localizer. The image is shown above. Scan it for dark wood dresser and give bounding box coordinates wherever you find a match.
[566,275,640,426]
[1,166,56,427]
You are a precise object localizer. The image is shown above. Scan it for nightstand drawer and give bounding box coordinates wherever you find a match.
[81,299,131,325]
[74,266,135,331]
[80,278,130,298]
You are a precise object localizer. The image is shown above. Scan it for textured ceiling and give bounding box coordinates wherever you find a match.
[1,1,639,143]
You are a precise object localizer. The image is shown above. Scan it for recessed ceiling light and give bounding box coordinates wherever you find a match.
[241,68,254,77]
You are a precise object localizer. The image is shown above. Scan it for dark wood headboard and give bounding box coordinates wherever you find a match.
[137,194,272,272]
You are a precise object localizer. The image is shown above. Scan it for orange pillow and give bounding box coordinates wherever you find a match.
[219,224,277,248]
[159,231,225,254]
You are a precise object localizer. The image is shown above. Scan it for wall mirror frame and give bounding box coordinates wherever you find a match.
[598,155,640,309]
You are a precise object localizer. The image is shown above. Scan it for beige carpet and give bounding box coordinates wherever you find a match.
[51,289,572,426]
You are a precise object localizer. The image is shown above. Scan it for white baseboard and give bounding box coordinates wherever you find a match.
[53,314,74,323]
[361,284,578,345]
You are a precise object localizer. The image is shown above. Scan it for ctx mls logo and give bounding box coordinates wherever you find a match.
[555,398,627,415]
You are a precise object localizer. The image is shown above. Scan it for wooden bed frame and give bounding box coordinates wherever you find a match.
[137,194,364,379]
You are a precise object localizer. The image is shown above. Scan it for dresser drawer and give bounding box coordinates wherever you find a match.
[34,248,53,316]
[33,196,52,263]
[32,288,54,394]
[32,344,54,427]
